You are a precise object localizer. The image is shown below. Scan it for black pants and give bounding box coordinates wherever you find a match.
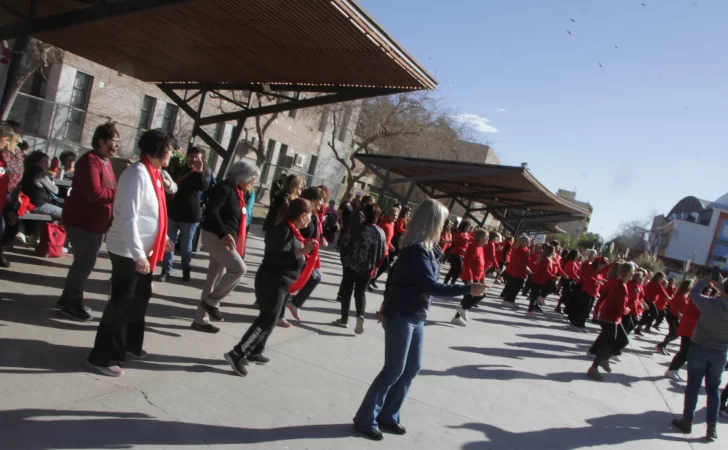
[658,312,680,349]
[654,308,666,328]
[59,226,105,307]
[527,283,545,312]
[638,302,659,330]
[568,290,594,328]
[88,252,153,367]
[236,286,288,357]
[340,267,371,324]
[501,276,525,303]
[668,336,691,371]
[522,275,533,296]
[372,254,390,282]
[591,322,629,367]
[444,255,463,285]
[556,280,575,310]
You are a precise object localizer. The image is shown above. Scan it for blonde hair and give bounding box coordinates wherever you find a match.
[400,199,449,250]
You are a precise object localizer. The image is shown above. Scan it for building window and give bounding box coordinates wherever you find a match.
[64,71,92,142]
[261,138,276,184]
[337,104,352,142]
[318,109,329,133]
[135,95,156,150]
[288,109,297,119]
[273,143,289,183]
[307,155,318,176]
[160,103,178,133]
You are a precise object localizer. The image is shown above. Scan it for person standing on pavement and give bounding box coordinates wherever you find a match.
[443,220,473,285]
[191,161,260,334]
[369,206,399,291]
[352,199,487,441]
[671,277,728,442]
[87,129,174,377]
[159,146,209,283]
[656,279,691,355]
[57,123,119,321]
[224,198,316,375]
[336,193,353,249]
[664,281,702,382]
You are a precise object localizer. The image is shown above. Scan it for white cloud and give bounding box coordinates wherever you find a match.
[495,108,506,113]
[452,113,499,133]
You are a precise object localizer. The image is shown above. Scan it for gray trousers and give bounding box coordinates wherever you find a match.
[59,225,104,307]
[194,229,247,324]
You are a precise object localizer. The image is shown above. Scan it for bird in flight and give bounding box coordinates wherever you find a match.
[598,62,603,68]
[615,45,619,49]
[570,18,576,23]
[641,3,646,6]
[566,30,572,36]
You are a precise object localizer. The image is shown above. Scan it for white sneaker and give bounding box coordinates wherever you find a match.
[537,296,545,306]
[86,361,124,377]
[456,306,468,321]
[611,355,621,363]
[287,303,301,321]
[15,232,26,244]
[451,316,467,327]
[526,311,535,318]
[355,317,365,335]
[331,319,349,328]
[501,300,511,308]
[665,370,684,382]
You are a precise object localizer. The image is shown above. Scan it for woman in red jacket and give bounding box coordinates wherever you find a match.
[495,236,514,284]
[500,235,531,309]
[527,244,559,317]
[451,229,487,326]
[483,231,501,275]
[438,220,452,262]
[555,249,580,314]
[444,220,473,285]
[587,262,635,381]
[634,272,670,335]
[664,283,709,382]
[568,253,608,331]
[656,279,692,355]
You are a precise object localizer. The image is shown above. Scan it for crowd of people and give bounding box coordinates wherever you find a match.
[1,121,727,442]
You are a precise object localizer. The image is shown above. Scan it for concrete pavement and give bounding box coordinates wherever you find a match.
[0,225,726,449]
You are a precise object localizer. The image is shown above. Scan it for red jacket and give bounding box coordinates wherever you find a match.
[627,280,644,318]
[62,150,117,234]
[394,217,407,236]
[531,257,559,285]
[377,217,395,256]
[483,241,499,272]
[593,278,619,319]
[666,285,676,297]
[677,299,700,337]
[527,251,541,270]
[506,247,529,279]
[461,244,485,282]
[439,231,452,253]
[580,262,602,297]
[643,280,670,310]
[449,232,472,257]
[668,291,688,316]
[598,280,629,324]
[562,260,580,281]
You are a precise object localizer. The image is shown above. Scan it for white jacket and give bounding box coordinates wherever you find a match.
[106,161,163,262]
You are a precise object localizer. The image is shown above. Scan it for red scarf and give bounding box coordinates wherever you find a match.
[235,186,247,257]
[140,156,168,271]
[287,219,319,294]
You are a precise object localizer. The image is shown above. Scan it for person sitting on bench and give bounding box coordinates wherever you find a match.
[20,151,63,221]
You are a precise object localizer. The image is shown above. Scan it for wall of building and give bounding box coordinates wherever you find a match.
[663,218,714,265]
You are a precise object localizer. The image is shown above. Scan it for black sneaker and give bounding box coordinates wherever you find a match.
[707,424,717,441]
[182,268,191,282]
[201,301,224,321]
[191,322,220,333]
[377,421,407,435]
[0,253,9,268]
[246,354,270,365]
[61,305,92,322]
[353,423,384,441]
[634,328,644,336]
[369,281,379,289]
[224,350,248,377]
[672,417,692,434]
[158,272,170,282]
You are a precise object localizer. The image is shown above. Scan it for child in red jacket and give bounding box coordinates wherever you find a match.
[587,262,635,381]
[634,272,670,334]
[483,231,501,275]
[444,220,473,284]
[665,283,706,381]
[500,235,532,309]
[657,279,692,355]
[452,229,488,326]
[555,249,580,314]
[526,244,559,316]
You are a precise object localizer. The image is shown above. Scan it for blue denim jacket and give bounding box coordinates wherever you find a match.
[382,242,471,320]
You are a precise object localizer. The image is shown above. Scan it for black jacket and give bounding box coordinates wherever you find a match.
[201,179,243,238]
[169,166,209,223]
[255,221,304,295]
[20,166,54,207]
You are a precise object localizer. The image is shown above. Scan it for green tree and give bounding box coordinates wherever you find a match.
[577,232,603,250]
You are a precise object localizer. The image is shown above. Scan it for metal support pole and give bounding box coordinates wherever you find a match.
[188,87,207,151]
[0,35,29,115]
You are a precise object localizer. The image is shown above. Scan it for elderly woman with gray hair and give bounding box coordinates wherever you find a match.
[191,160,260,334]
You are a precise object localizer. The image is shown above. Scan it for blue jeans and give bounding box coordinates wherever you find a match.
[162,220,199,274]
[354,314,424,431]
[683,342,728,425]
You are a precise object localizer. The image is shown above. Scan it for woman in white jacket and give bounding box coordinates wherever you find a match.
[87,129,175,377]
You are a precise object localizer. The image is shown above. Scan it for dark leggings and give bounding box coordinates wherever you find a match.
[522,275,532,296]
[555,280,575,310]
[339,267,371,324]
[372,254,390,282]
[527,283,545,312]
[444,255,463,285]
[658,312,680,349]
[501,276,525,303]
[591,322,629,369]
[668,336,691,371]
[638,302,659,329]
[568,290,593,328]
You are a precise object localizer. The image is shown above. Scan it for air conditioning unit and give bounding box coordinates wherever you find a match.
[294,154,306,167]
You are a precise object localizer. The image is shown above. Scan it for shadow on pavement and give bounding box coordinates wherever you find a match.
[0,409,356,449]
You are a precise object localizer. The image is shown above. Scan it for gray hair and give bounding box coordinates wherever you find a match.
[227,160,260,185]
[584,249,598,260]
[400,199,449,251]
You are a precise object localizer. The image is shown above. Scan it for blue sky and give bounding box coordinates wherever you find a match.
[359,0,728,238]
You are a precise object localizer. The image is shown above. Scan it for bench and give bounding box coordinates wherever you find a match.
[20,213,53,222]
